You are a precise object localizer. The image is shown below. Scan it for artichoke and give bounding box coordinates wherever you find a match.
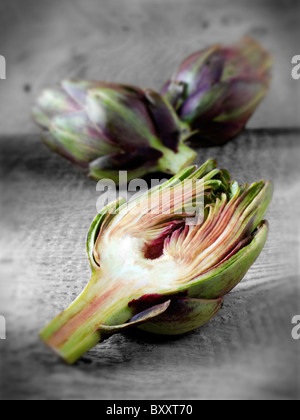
[33,80,197,183]
[162,37,273,146]
[40,160,272,364]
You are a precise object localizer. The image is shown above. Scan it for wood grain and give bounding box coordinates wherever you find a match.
[0,130,299,400]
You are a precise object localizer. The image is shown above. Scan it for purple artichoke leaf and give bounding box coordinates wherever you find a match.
[89,147,163,172]
[180,83,229,123]
[186,121,245,147]
[50,111,121,164]
[173,46,221,92]
[86,89,158,150]
[62,79,145,107]
[214,78,269,123]
[221,37,272,83]
[145,90,181,152]
[189,50,225,94]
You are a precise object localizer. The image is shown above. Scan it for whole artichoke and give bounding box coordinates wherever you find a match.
[40,160,273,364]
[162,37,273,146]
[33,80,197,183]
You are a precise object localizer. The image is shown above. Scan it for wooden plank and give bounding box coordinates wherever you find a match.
[0,130,299,400]
[0,0,299,136]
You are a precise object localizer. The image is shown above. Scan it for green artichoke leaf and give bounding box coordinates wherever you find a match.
[99,300,171,335]
[139,297,223,336]
[87,198,126,270]
[177,220,269,299]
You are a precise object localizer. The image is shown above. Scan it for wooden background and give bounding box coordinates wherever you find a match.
[0,0,299,400]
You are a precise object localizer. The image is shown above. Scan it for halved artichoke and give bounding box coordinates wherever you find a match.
[40,160,272,364]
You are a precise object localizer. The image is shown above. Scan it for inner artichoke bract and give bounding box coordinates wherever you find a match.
[40,160,273,364]
[32,80,197,183]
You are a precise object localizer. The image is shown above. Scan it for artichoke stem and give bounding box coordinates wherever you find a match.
[157,141,197,175]
[40,273,134,364]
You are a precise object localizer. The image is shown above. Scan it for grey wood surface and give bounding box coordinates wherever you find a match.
[0,130,299,400]
[0,0,299,136]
